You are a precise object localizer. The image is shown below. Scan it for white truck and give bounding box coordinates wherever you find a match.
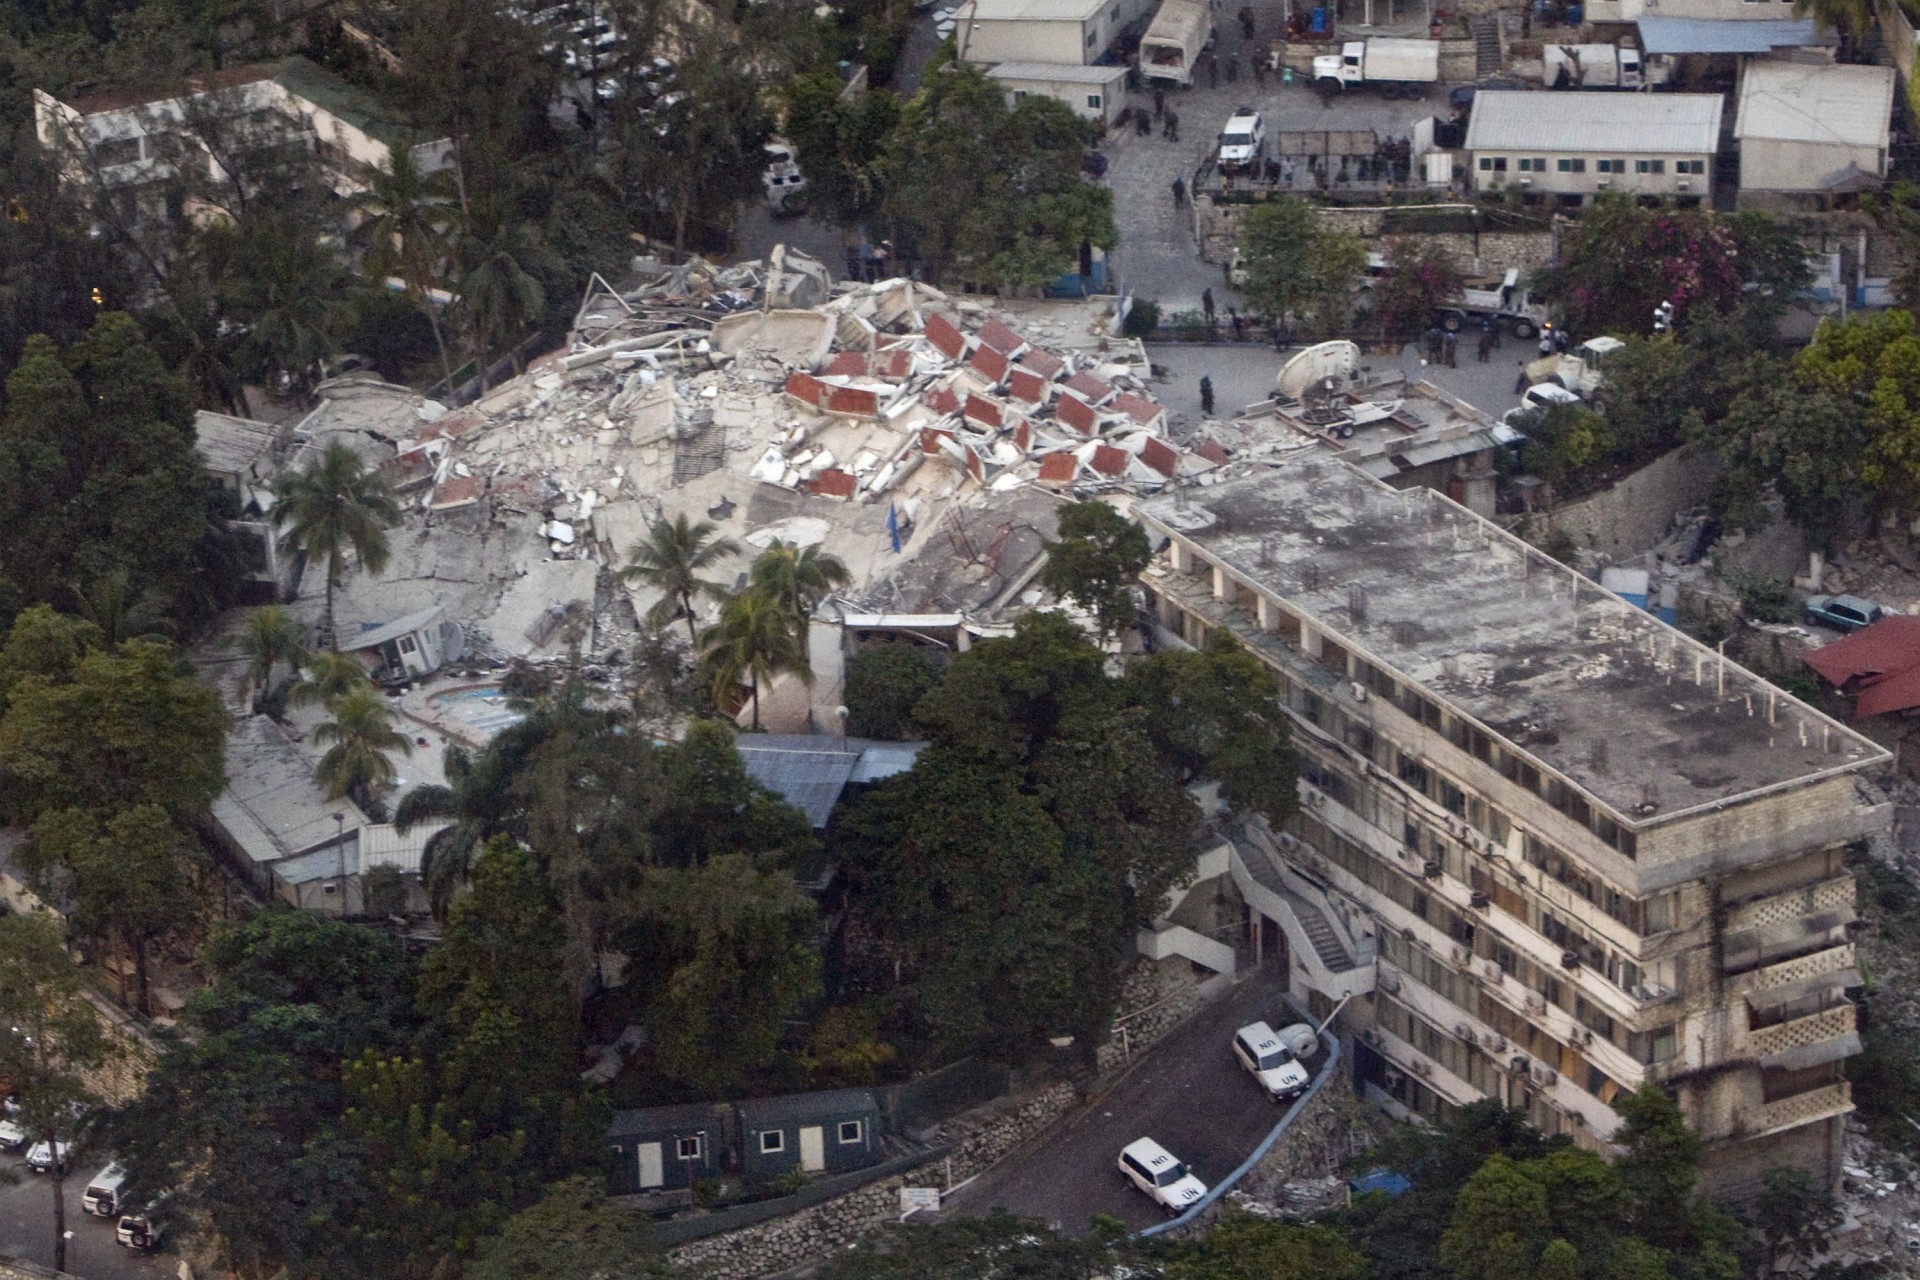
[1312,37,1440,98]
[1543,41,1646,90]
[1527,335,1624,396]
[1434,268,1549,338]
[1140,0,1212,87]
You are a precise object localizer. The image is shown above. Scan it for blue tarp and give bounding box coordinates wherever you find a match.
[1635,16,1823,54]
[1350,1169,1413,1198]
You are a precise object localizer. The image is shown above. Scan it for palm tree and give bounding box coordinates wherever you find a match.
[289,649,375,710]
[272,442,402,650]
[621,514,740,648]
[1792,0,1882,51]
[702,588,809,731]
[457,220,554,389]
[352,149,462,391]
[394,727,540,920]
[233,218,353,398]
[312,685,413,805]
[70,570,175,646]
[748,540,851,635]
[234,604,310,709]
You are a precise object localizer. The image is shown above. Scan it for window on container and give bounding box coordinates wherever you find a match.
[677,1135,703,1160]
[1087,94,1102,108]
[759,1130,785,1154]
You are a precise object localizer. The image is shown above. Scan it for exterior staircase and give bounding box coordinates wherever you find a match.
[1234,835,1358,973]
[1472,14,1501,79]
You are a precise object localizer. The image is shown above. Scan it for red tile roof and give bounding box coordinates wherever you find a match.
[785,372,826,406]
[1113,393,1163,426]
[963,394,1002,428]
[823,385,880,417]
[1037,452,1079,484]
[808,468,858,499]
[1008,369,1049,405]
[1065,373,1111,403]
[875,349,914,379]
[68,65,275,116]
[430,474,483,510]
[1805,616,1920,717]
[921,427,956,455]
[823,351,869,377]
[970,344,1010,384]
[926,388,961,416]
[1138,435,1179,477]
[379,450,437,491]
[1057,394,1096,435]
[1089,444,1128,477]
[1018,348,1066,379]
[924,313,967,361]
[1196,438,1231,466]
[976,318,1026,355]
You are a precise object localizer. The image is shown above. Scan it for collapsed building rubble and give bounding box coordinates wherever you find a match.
[281,248,1217,731]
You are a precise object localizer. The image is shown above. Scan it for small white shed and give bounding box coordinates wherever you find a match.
[987,61,1129,125]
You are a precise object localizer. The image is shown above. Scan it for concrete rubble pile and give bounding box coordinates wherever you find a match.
[302,248,1217,674]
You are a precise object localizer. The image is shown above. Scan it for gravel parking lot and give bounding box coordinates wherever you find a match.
[942,967,1317,1236]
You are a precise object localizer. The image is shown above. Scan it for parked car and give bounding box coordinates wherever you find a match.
[1216,108,1266,173]
[0,1118,24,1151]
[118,1198,170,1251]
[26,1138,70,1174]
[1804,594,1886,633]
[1233,1021,1310,1101]
[1118,1137,1207,1217]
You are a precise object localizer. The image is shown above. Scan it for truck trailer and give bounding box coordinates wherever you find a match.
[1543,42,1646,90]
[1140,0,1212,86]
[1312,37,1440,97]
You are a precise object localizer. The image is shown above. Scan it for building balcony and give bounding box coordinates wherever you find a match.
[1742,1081,1852,1140]
[1746,1002,1858,1070]
[1725,874,1854,936]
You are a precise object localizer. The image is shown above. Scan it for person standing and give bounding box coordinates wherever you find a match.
[1167,110,1180,141]
[1202,287,1216,322]
[1154,87,1166,120]
[1513,361,1530,396]
[1538,326,1554,357]
[1476,328,1493,363]
[1200,374,1216,415]
[1442,331,1457,368]
[1230,308,1244,341]
[1171,175,1186,207]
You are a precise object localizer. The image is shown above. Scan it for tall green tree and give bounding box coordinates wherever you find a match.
[351,149,463,390]
[235,603,310,710]
[843,643,940,739]
[217,214,354,396]
[1371,237,1464,343]
[272,440,402,649]
[0,312,238,632]
[782,69,902,229]
[469,1177,659,1280]
[1123,632,1299,824]
[1437,1154,1551,1280]
[749,539,851,632]
[312,684,413,807]
[1235,198,1367,335]
[703,587,809,730]
[1041,500,1150,642]
[880,68,1114,288]
[458,220,552,388]
[395,724,548,919]
[0,913,112,1274]
[622,513,740,648]
[1795,308,1920,514]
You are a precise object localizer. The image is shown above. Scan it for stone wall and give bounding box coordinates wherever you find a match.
[663,1083,1079,1280]
[1194,198,1553,280]
[1537,444,1722,559]
[0,1259,77,1280]
[1096,960,1211,1074]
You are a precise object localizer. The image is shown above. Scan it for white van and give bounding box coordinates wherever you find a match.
[84,1162,130,1217]
[117,1198,169,1250]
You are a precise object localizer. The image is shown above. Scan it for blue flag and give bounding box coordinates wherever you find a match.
[887,502,902,554]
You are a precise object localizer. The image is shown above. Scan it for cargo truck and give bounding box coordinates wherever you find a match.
[1140,0,1212,87]
[1312,37,1440,98]
[1434,268,1549,338]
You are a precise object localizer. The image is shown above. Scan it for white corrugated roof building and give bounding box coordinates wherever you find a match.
[1735,61,1894,149]
[959,0,1108,22]
[985,60,1127,82]
[1464,90,1725,155]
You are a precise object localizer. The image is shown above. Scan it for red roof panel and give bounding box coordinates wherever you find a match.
[1089,444,1128,477]
[1113,393,1163,426]
[1066,373,1111,403]
[1057,394,1096,435]
[808,468,858,499]
[1139,435,1179,477]
[1037,452,1078,484]
[924,313,967,361]
[977,318,1025,355]
[963,394,1002,427]
[823,351,869,377]
[970,344,1010,384]
[1019,348,1066,379]
[1008,369,1048,405]
[785,372,826,406]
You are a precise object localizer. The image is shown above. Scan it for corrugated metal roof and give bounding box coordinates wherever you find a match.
[1635,16,1823,54]
[735,734,926,826]
[215,715,368,867]
[340,604,447,654]
[194,410,281,477]
[736,1087,880,1126]
[1463,90,1723,155]
[1735,60,1893,148]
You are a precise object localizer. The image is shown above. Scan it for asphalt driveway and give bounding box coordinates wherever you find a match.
[943,966,1315,1235]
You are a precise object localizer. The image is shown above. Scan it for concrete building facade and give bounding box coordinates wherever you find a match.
[954,0,1155,66]
[1735,61,1895,206]
[1464,91,1722,206]
[987,61,1130,125]
[1134,456,1887,1195]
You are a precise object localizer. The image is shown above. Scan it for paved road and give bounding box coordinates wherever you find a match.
[943,967,1312,1235]
[0,1151,170,1280]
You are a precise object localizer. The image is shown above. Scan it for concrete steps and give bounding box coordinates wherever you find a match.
[1472,14,1501,79]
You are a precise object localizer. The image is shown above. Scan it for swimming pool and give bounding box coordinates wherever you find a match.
[425,684,525,738]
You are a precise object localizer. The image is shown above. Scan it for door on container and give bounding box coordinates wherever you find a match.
[637,1142,665,1189]
[800,1126,826,1172]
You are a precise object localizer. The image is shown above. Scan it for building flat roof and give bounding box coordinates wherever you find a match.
[194,410,281,477]
[1635,16,1825,54]
[65,65,276,116]
[1463,90,1724,155]
[214,715,368,866]
[986,60,1129,82]
[270,55,422,150]
[1135,458,1885,824]
[960,0,1107,23]
[1735,60,1894,149]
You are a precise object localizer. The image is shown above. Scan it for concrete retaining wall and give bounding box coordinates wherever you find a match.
[1194,199,1553,280]
[1540,443,1721,559]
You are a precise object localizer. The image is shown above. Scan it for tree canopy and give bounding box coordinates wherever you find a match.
[1234,198,1367,334]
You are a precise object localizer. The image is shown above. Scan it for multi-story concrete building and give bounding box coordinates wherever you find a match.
[1134,455,1888,1195]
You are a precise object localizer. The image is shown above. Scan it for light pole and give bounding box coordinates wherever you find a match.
[333,811,346,916]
